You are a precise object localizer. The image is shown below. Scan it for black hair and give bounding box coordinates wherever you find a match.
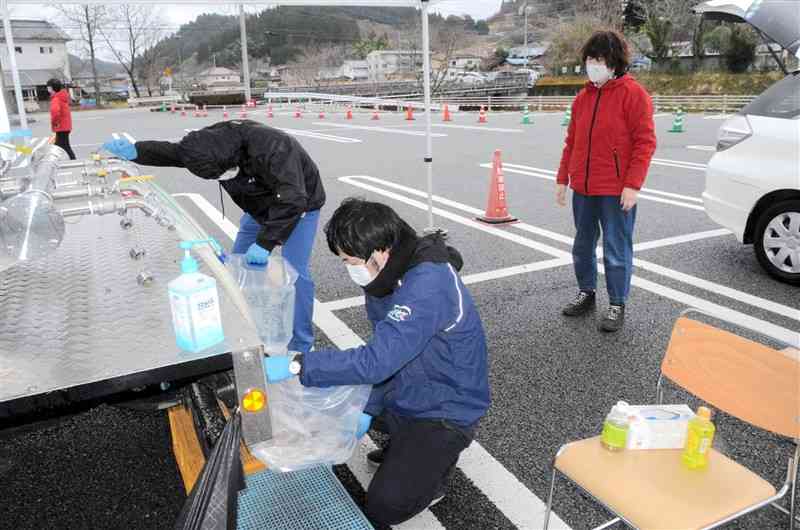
[46,78,63,92]
[580,30,631,78]
[325,197,417,260]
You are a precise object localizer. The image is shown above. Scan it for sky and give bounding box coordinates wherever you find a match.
[11,1,503,30]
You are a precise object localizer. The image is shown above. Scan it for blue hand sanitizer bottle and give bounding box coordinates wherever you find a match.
[168,240,225,352]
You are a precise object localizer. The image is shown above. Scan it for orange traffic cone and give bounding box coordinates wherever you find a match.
[478,106,488,124]
[267,105,274,119]
[294,107,303,118]
[180,107,187,117]
[405,105,415,121]
[193,105,200,117]
[222,106,229,119]
[202,105,209,117]
[346,106,353,120]
[477,150,518,225]
[443,104,452,122]
[239,104,248,119]
[371,106,380,120]
[319,109,326,119]
[170,104,176,114]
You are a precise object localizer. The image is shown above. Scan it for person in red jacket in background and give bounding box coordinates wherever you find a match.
[47,78,75,160]
[556,30,656,332]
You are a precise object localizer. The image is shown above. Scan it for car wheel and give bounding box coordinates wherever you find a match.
[754,200,800,285]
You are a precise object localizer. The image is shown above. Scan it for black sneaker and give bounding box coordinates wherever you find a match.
[599,305,625,332]
[367,448,385,468]
[562,290,596,316]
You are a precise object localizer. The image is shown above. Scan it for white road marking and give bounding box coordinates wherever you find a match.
[174,191,564,530]
[687,145,716,152]
[650,158,707,171]
[339,176,572,260]
[704,114,732,120]
[432,124,524,134]
[632,229,731,252]
[312,122,448,137]
[481,164,705,211]
[111,132,120,140]
[322,258,574,312]
[279,127,362,144]
[653,113,672,118]
[340,175,800,346]
[122,132,136,143]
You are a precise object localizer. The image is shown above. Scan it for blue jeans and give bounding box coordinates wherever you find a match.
[232,210,320,353]
[572,192,636,306]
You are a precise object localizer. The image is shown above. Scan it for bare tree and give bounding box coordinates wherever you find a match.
[55,5,106,103]
[575,0,625,29]
[99,6,163,98]
[631,0,702,69]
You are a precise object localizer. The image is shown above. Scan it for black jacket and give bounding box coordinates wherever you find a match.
[133,120,325,250]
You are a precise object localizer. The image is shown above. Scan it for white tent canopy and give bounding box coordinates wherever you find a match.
[1,0,444,229]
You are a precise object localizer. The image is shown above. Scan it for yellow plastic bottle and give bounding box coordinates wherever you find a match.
[682,406,715,470]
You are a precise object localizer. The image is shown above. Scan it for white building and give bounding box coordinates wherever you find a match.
[366,50,424,82]
[340,60,368,81]
[196,67,241,88]
[0,19,71,110]
[448,55,482,72]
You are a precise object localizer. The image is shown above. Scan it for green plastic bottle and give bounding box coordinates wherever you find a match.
[682,406,715,470]
[601,401,631,451]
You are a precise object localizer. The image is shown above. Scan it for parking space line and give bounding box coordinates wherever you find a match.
[432,124,524,133]
[312,122,448,137]
[339,176,572,260]
[480,164,704,210]
[632,229,731,252]
[650,158,707,171]
[175,190,556,530]
[279,128,362,144]
[122,133,136,143]
[322,258,573,312]
[340,176,799,346]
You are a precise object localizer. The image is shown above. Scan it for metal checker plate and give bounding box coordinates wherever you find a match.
[0,209,261,403]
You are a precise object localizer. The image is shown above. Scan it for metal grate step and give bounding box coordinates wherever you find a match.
[238,466,374,530]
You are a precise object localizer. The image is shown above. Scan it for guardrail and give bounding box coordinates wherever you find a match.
[423,94,757,113]
[127,95,182,108]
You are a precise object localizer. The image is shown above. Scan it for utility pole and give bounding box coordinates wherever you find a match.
[523,3,531,67]
[239,4,252,103]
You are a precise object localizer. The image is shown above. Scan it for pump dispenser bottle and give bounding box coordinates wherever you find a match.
[168,240,225,352]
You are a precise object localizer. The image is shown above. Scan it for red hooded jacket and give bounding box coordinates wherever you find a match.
[556,74,656,195]
[50,89,72,133]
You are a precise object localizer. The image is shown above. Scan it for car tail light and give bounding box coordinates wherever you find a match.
[716,114,752,152]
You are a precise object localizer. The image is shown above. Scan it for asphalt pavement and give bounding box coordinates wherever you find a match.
[2,104,797,530]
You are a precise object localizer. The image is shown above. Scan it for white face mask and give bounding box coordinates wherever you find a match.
[346,263,374,286]
[586,62,613,86]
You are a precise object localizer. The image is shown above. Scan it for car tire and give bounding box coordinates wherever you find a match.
[753,199,800,286]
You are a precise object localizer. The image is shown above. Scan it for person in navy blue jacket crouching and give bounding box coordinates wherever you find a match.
[265,198,491,527]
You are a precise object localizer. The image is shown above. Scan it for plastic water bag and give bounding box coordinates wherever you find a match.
[226,252,297,355]
[226,252,371,471]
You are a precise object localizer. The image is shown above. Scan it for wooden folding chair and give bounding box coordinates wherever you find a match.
[543,310,800,530]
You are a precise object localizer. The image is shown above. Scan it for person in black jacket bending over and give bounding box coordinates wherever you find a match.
[101,120,325,354]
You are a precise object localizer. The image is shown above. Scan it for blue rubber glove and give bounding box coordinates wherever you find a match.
[245,243,270,266]
[264,356,292,383]
[355,412,372,439]
[100,138,137,160]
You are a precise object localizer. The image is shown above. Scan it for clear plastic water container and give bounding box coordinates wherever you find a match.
[226,249,372,472]
[226,250,297,355]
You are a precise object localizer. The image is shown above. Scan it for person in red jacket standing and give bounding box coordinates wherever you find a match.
[47,78,75,160]
[555,31,656,332]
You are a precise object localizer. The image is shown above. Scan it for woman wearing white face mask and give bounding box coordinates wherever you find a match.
[264,198,491,528]
[555,30,657,332]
